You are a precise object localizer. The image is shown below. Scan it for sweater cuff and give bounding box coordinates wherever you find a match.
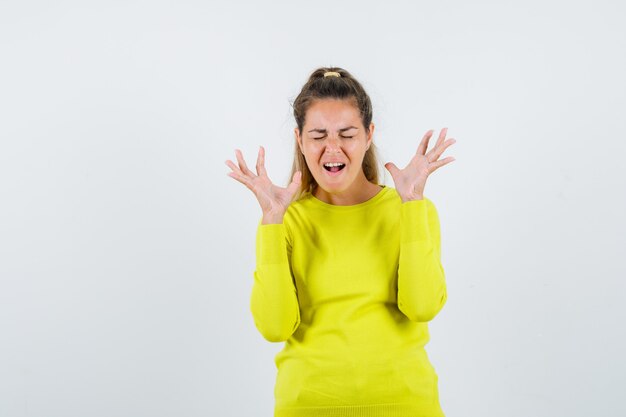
[400,199,432,243]
[257,223,289,265]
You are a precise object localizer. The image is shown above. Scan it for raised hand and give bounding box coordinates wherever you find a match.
[225,146,302,223]
[384,128,456,202]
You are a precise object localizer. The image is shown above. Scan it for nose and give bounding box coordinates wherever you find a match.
[325,136,341,153]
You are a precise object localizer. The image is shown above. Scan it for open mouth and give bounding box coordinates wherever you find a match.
[323,163,346,173]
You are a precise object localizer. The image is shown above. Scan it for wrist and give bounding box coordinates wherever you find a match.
[400,194,424,203]
[261,212,285,224]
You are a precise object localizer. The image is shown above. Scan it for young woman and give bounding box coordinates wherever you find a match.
[225,67,456,417]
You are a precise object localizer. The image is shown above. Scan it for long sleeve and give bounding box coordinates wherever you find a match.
[397,197,448,322]
[250,219,301,342]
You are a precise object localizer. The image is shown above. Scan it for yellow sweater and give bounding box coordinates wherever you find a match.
[251,184,448,417]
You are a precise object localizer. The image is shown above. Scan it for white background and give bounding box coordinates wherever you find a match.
[1,1,624,416]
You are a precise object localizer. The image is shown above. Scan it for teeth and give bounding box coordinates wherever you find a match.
[324,162,345,167]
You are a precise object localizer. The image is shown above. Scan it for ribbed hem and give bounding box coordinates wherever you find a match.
[275,403,445,417]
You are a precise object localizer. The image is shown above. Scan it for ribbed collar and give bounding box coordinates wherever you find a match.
[303,185,390,211]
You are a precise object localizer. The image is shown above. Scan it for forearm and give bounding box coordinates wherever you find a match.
[250,222,301,342]
[397,199,448,322]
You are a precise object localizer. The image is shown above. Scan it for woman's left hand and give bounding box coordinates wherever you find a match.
[384,127,456,202]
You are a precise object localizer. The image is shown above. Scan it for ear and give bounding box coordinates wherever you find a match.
[295,128,303,154]
[366,123,375,150]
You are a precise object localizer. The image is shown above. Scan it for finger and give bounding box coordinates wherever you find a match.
[256,146,268,177]
[235,149,255,177]
[225,159,246,178]
[427,137,456,162]
[225,159,254,189]
[225,159,241,174]
[427,156,456,173]
[293,170,302,185]
[226,170,254,191]
[384,162,400,178]
[435,127,448,149]
[416,129,435,156]
[287,171,302,195]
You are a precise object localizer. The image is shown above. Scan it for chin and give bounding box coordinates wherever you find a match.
[316,179,352,193]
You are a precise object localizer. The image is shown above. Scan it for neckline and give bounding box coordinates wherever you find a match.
[307,185,389,211]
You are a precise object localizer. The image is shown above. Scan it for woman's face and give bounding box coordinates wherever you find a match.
[295,98,374,195]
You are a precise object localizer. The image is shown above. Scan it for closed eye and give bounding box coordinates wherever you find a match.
[313,136,354,140]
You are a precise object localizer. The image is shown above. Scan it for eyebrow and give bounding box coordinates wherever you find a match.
[307,126,358,133]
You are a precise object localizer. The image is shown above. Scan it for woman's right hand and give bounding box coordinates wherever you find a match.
[225,146,302,222]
